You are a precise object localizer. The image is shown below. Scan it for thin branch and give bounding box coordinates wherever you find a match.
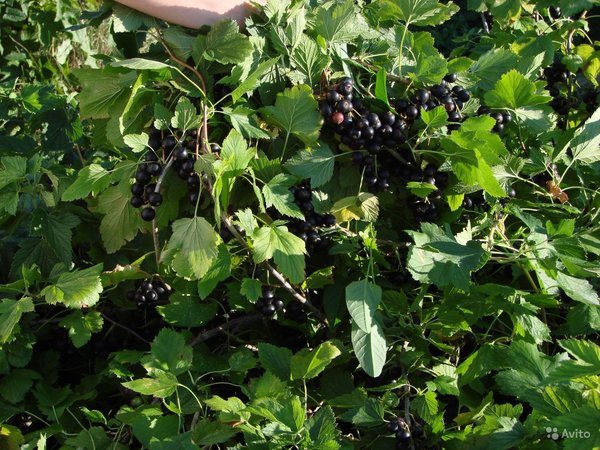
[188,313,262,346]
[100,313,150,345]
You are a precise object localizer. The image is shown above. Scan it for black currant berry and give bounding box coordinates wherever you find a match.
[273,299,284,311]
[549,6,561,19]
[210,143,221,154]
[327,90,341,102]
[145,290,158,302]
[130,196,144,208]
[387,421,400,433]
[444,73,458,83]
[140,280,153,291]
[174,146,188,161]
[147,163,162,176]
[147,192,163,207]
[405,106,419,120]
[262,304,276,317]
[162,135,177,151]
[396,429,411,442]
[135,169,151,184]
[131,183,145,196]
[141,207,156,221]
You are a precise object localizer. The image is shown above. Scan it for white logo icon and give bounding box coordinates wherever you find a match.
[546,427,559,440]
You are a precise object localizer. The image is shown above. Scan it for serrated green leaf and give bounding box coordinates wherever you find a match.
[203,20,253,64]
[369,0,458,26]
[123,133,149,153]
[74,69,136,119]
[222,106,270,139]
[290,35,327,87]
[62,164,111,201]
[41,264,103,308]
[0,156,27,190]
[171,96,200,131]
[145,329,193,375]
[59,310,103,348]
[192,419,236,446]
[568,107,600,165]
[197,245,231,299]
[407,223,489,291]
[291,342,341,380]
[260,84,322,146]
[285,143,336,188]
[257,343,292,380]
[163,217,219,280]
[332,192,379,223]
[262,174,304,219]
[0,298,34,344]
[157,292,217,328]
[97,182,144,254]
[252,225,306,284]
[122,371,178,398]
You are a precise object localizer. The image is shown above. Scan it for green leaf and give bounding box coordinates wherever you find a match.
[307,406,339,447]
[290,35,328,87]
[171,96,200,132]
[240,278,262,302]
[313,0,363,43]
[215,129,256,177]
[341,397,385,426]
[62,164,111,201]
[163,217,219,280]
[421,106,448,128]
[35,210,80,266]
[0,298,34,344]
[97,182,145,254]
[59,311,103,348]
[375,68,390,105]
[398,31,448,85]
[470,48,520,91]
[262,174,304,220]
[74,69,136,119]
[0,156,27,190]
[0,369,39,404]
[484,69,551,109]
[351,319,387,377]
[369,0,458,26]
[197,246,231,299]
[145,329,193,375]
[257,343,292,380]
[231,57,280,103]
[552,406,600,450]
[122,371,178,398]
[111,58,172,71]
[407,181,439,198]
[547,340,600,382]
[203,20,253,64]
[284,143,336,188]
[345,279,382,333]
[41,264,104,308]
[291,342,342,380]
[260,84,322,146]
[407,223,488,291]
[332,192,380,223]
[157,292,218,328]
[252,225,306,284]
[568,107,600,165]
[554,272,599,306]
[222,106,271,139]
[192,419,236,446]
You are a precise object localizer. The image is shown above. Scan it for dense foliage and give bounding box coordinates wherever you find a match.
[1,0,599,448]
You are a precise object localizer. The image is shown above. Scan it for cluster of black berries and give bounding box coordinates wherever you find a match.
[386,416,423,450]
[131,128,221,221]
[402,162,448,222]
[476,106,512,133]
[126,278,171,308]
[256,287,284,317]
[416,73,472,132]
[287,181,336,253]
[543,61,575,117]
[131,131,165,221]
[461,193,491,212]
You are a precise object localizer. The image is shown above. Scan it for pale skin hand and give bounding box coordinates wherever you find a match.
[114,0,265,28]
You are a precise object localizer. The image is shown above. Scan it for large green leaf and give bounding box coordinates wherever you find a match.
[568,107,600,165]
[0,298,34,344]
[122,371,178,398]
[252,224,306,284]
[262,174,304,220]
[163,217,219,280]
[345,279,382,333]
[369,0,458,26]
[284,143,336,188]
[290,342,342,380]
[351,320,387,377]
[62,164,111,201]
[260,84,322,146]
[41,264,104,308]
[407,223,489,291]
[257,343,293,380]
[97,182,145,254]
[59,311,103,348]
[201,20,253,65]
[157,292,218,328]
[143,329,193,376]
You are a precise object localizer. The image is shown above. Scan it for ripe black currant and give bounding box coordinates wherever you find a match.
[444,73,458,83]
[549,5,561,19]
[396,429,411,442]
[147,192,163,207]
[141,207,156,221]
[131,183,145,196]
[130,196,144,208]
